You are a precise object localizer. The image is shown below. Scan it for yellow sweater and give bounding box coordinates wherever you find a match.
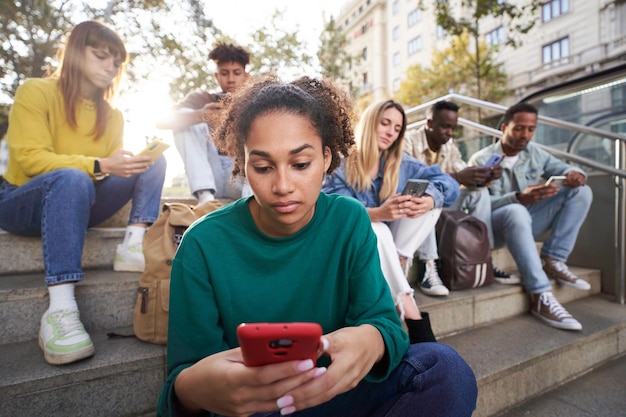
[5,78,124,186]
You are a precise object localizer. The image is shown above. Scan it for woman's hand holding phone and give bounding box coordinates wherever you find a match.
[173,345,327,417]
[98,149,153,178]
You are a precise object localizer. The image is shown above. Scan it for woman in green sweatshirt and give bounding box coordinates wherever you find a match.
[157,75,477,417]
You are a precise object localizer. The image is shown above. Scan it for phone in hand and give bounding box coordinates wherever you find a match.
[545,175,567,187]
[138,138,170,161]
[401,179,429,197]
[237,322,322,367]
[483,154,503,168]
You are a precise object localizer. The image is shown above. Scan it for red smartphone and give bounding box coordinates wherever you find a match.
[237,322,322,367]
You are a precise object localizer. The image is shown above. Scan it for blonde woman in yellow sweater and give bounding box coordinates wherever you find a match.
[0,21,166,365]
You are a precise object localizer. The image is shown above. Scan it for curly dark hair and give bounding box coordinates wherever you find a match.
[208,41,250,67]
[214,74,355,178]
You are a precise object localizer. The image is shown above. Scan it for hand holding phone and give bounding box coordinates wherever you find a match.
[138,138,170,161]
[483,154,503,168]
[545,175,567,187]
[401,179,429,197]
[237,322,322,367]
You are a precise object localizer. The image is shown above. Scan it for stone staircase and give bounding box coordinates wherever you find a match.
[1,209,624,417]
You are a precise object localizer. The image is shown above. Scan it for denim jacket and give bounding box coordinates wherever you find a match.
[323,153,459,209]
[468,141,586,210]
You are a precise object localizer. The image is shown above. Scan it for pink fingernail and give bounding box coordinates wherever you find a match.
[312,367,327,378]
[321,337,329,351]
[296,359,314,372]
[280,406,297,415]
[277,395,294,408]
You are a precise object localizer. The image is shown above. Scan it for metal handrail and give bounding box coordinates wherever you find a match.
[405,93,625,304]
[406,93,626,143]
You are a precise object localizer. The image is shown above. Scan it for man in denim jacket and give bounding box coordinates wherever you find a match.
[468,103,592,331]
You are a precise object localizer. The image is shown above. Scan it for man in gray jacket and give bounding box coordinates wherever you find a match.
[468,103,592,331]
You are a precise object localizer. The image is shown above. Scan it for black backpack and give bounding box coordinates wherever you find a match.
[435,210,494,290]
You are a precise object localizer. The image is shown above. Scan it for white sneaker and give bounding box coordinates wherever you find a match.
[39,308,95,365]
[113,242,145,272]
[197,190,216,205]
[418,260,449,296]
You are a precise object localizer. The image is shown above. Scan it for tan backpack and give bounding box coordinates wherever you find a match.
[133,200,222,344]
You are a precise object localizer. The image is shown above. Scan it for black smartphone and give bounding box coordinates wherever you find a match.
[401,179,429,197]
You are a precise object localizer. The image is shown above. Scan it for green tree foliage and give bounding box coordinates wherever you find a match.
[317,15,357,95]
[246,9,312,77]
[432,0,540,45]
[396,32,509,121]
[421,0,539,101]
[0,0,75,97]
[0,2,315,107]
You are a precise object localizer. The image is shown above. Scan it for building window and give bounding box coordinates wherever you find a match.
[393,0,399,15]
[408,36,422,55]
[393,26,400,41]
[393,52,401,67]
[486,26,505,47]
[542,37,570,64]
[408,8,421,27]
[362,47,368,61]
[393,78,401,92]
[436,25,446,39]
[542,0,569,22]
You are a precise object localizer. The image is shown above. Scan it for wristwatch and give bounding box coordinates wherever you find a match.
[94,159,106,180]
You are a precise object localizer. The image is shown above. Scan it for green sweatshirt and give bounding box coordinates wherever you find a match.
[157,193,408,416]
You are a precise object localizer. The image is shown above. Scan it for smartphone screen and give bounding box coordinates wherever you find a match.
[546,175,566,187]
[237,322,322,367]
[402,179,429,197]
[139,139,170,161]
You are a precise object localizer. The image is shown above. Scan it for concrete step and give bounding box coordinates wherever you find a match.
[1,272,611,417]
[441,294,626,417]
[0,326,165,417]
[0,228,125,275]
[496,352,626,417]
[414,265,601,338]
[0,269,139,344]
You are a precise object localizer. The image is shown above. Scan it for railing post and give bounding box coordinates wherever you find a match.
[616,139,626,304]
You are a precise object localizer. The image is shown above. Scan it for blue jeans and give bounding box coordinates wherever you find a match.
[173,115,249,199]
[249,343,477,417]
[0,156,166,285]
[491,185,593,293]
